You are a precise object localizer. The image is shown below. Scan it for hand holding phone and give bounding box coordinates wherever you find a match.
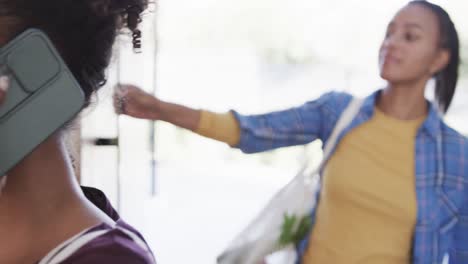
[0,29,85,177]
[0,75,8,104]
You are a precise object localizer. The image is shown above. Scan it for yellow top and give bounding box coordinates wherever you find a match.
[303,107,425,264]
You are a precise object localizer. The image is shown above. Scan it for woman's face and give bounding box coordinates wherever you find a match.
[379,4,448,85]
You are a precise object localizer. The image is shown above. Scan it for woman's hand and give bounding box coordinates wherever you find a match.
[0,75,9,187]
[0,176,6,195]
[113,84,162,120]
[0,75,9,105]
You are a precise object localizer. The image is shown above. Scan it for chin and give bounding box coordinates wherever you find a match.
[380,71,392,82]
[380,69,402,83]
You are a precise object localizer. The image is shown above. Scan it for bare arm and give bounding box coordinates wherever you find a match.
[158,100,201,131]
[113,84,201,131]
[113,85,344,153]
[114,85,241,145]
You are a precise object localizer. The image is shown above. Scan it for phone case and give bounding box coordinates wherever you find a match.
[0,29,85,176]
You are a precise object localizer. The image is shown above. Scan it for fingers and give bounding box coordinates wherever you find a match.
[0,75,10,105]
[113,84,133,115]
[113,88,126,115]
[0,176,7,196]
[112,84,146,115]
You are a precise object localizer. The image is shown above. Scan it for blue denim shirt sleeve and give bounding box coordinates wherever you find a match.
[231,91,352,154]
[451,140,468,263]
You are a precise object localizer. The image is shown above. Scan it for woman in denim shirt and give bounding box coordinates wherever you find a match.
[115,1,466,263]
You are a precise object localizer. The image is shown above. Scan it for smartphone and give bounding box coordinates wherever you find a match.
[0,29,85,177]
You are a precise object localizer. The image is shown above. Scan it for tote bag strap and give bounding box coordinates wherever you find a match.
[318,97,364,171]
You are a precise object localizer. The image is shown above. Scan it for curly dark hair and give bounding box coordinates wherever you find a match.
[0,0,148,107]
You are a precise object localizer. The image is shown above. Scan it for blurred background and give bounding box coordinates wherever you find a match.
[77,0,468,263]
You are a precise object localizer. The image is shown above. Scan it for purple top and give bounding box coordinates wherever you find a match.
[42,186,156,264]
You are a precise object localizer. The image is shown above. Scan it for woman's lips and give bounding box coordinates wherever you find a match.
[381,53,402,65]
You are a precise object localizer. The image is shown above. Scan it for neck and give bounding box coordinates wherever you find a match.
[1,132,83,214]
[0,132,114,263]
[377,80,429,120]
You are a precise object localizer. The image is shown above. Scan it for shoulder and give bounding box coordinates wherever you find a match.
[441,122,468,177]
[300,91,353,120]
[62,226,155,264]
[441,122,468,147]
[304,91,353,109]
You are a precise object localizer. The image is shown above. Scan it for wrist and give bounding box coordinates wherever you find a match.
[149,97,164,120]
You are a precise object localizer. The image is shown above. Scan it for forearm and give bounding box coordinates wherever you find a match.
[158,100,201,131]
[157,100,240,145]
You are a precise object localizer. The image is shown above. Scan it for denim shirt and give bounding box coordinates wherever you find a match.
[232,90,468,264]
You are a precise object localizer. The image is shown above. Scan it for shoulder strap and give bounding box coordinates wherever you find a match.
[319,97,364,170]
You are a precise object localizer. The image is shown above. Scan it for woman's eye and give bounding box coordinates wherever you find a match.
[405,33,419,42]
